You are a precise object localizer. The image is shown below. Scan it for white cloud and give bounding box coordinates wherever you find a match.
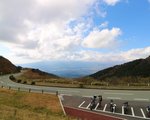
[0,0,98,62]
[69,46,150,63]
[1,0,148,65]
[103,0,120,6]
[0,0,96,43]
[99,21,109,28]
[82,28,122,49]
[121,47,150,61]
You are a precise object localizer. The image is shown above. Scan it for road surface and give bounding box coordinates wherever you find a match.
[0,73,150,102]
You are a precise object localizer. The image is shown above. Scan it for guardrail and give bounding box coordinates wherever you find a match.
[1,84,59,96]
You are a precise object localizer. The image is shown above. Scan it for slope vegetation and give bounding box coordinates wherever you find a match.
[88,56,150,84]
[0,56,20,74]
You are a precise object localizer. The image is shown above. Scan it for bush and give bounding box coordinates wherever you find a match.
[23,81,27,84]
[9,75,16,81]
[17,79,22,83]
[91,82,108,86]
[79,83,84,88]
[31,81,35,85]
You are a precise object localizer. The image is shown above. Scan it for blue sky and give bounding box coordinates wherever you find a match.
[0,0,150,64]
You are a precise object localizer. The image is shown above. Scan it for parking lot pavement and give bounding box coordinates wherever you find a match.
[61,95,150,120]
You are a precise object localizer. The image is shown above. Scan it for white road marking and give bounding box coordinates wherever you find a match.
[107,97,121,100]
[103,104,107,111]
[78,101,85,108]
[86,103,91,109]
[79,105,150,120]
[59,95,64,101]
[104,92,133,95]
[134,98,149,101]
[59,90,79,93]
[131,107,135,116]
[122,106,124,115]
[94,103,99,110]
[140,108,146,118]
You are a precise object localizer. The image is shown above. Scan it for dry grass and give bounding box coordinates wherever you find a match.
[0,88,73,120]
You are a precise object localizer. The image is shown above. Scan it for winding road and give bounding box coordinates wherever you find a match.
[0,73,150,102]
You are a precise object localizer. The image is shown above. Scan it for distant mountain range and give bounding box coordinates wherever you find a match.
[20,61,113,78]
[89,56,150,81]
[0,56,20,75]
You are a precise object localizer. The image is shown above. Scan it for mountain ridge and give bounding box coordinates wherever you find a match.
[0,56,20,74]
[88,56,150,82]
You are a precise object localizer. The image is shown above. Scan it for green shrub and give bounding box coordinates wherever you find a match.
[9,75,16,81]
[79,83,84,88]
[23,81,27,84]
[31,81,35,85]
[17,79,22,83]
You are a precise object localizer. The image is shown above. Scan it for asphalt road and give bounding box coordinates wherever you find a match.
[0,73,150,102]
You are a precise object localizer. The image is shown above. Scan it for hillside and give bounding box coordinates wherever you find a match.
[21,68,59,79]
[0,56,20,75]
[88,56,150,83]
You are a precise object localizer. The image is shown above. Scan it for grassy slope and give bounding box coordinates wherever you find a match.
[0,88,72,120]
[16,69,79,87]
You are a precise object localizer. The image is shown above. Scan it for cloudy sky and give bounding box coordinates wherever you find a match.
[0,0,150,64]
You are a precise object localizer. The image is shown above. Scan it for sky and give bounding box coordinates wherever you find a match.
[0,0,150,64]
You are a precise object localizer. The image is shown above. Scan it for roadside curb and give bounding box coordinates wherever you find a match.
[64,106,126,120]
[58,94,66,116]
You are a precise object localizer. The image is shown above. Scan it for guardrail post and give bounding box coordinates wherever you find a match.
[9,86,11,90]
[29,88,31,93]
[1,85,3,88]
[42,90,44,94]
[18,87,20,91]
[56,91,58,96]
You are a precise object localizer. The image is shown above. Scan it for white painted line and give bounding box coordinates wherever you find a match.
[103,104,107,111]
[86,103,91,109]
[134,98,149,101]
[140,108,146,118]
[94,103,99,110]
[107,97,121,100]
[78,101,85,108]
[131,107,135,116]
[104,92,133,95]
[80,106,150,120]
[59,90,79,93]
[122,106,124,115]
[58,95,66,116]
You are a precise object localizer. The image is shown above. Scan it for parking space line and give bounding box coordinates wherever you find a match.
[103,104,107,111]
[86,103,91,109]
[94,103,99,110]
[140,108,146,118]
[78,101,85,108]
[122,106,124,115]
[80,106,150,120]
[131,107,135,116]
